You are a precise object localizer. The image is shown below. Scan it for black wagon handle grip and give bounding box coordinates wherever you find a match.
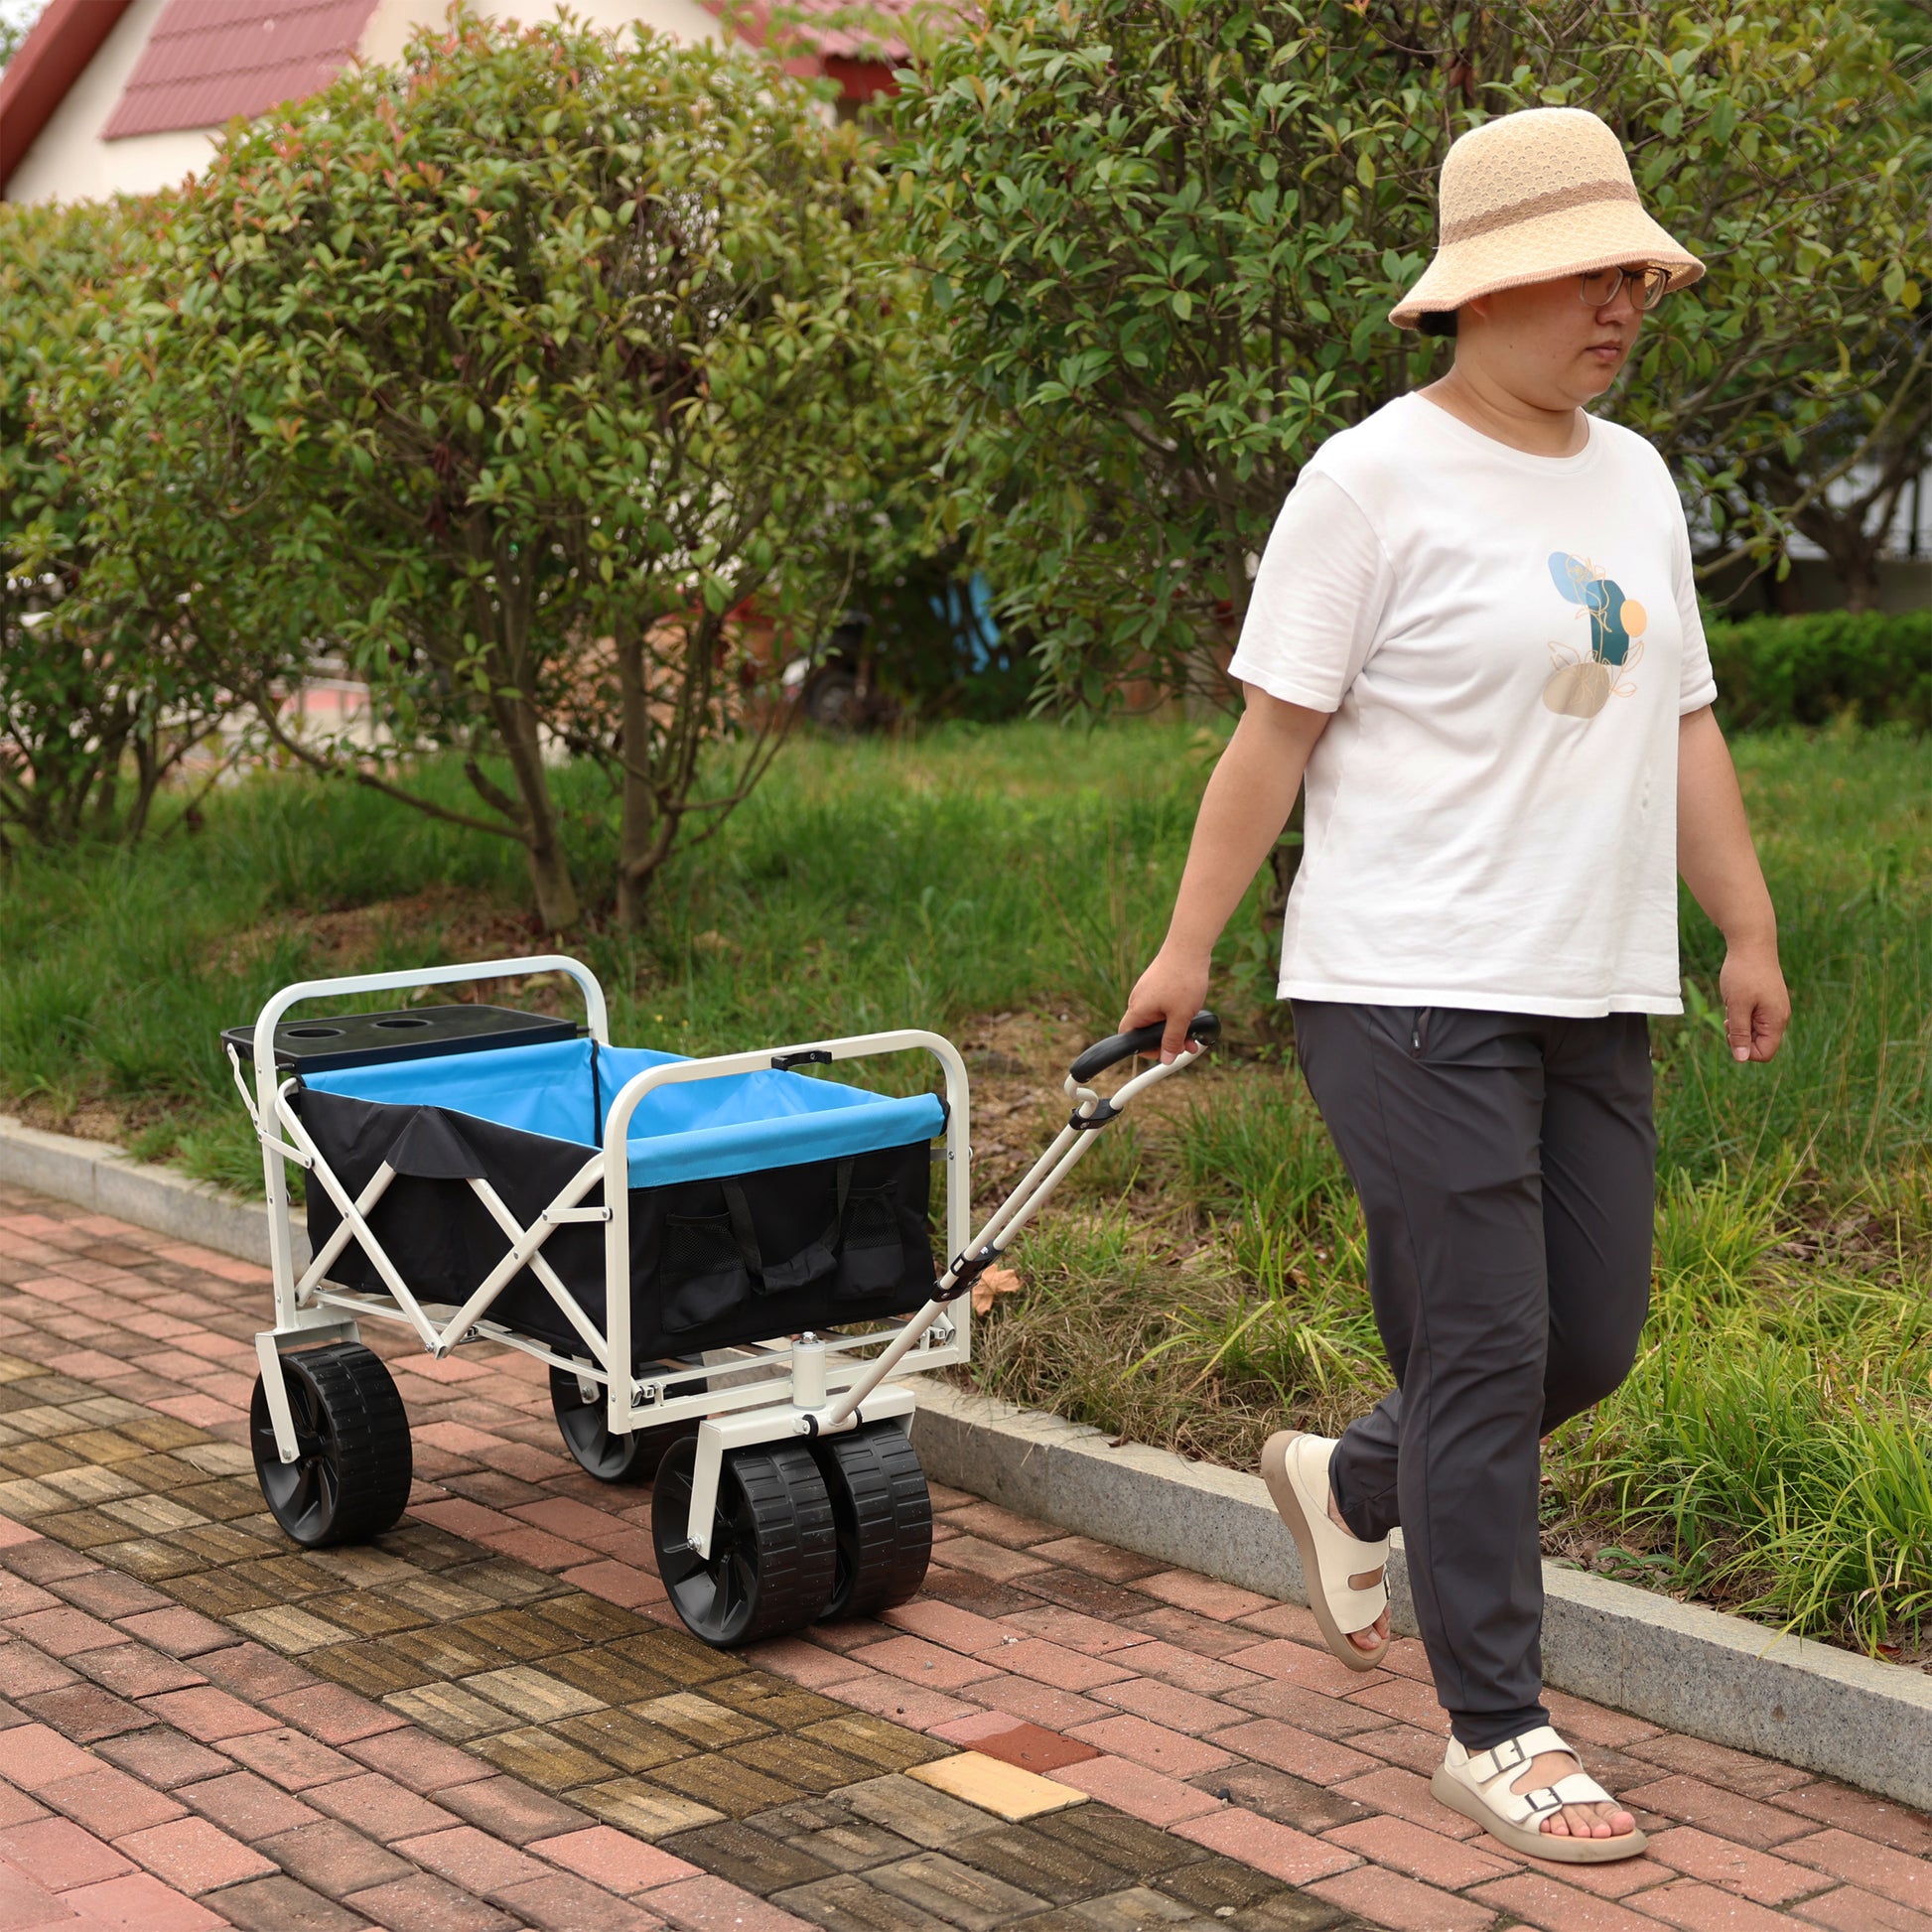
[1068,1011,1219,1083]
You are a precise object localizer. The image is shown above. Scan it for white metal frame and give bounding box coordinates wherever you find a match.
[234,957,1208,1562]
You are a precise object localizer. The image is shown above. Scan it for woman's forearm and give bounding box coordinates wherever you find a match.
[1677,705,1775,947]
[1121,691,1328,1051]
[1678,703,1790,1060]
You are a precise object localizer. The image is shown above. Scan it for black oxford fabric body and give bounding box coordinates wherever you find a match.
[1290,1001,1655,1751]
[294,1086,937,1368]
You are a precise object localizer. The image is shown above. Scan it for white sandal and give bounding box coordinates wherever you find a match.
[1260,1431,1391,1670]
[1432,1725,1648,1863]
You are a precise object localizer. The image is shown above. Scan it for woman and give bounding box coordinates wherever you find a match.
[1122,107,1789,1864]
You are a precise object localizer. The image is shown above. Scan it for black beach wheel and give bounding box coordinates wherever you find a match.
[651,1433,835,1647]
[812,1421,933,1623]
[249,1342,412,1549]
[549,1360,708,1485]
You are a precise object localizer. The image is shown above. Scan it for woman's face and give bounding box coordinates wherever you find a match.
[1461,269,1650,409]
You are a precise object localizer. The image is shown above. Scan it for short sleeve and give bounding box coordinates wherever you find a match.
[1672,505,1718,715]
[1227,471,1394,713]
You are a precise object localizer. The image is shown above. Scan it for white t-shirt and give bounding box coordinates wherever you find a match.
[1227,390,1717,1018]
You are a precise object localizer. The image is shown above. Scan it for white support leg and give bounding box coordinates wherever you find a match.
[685,1422,726,1560]
[274,1100,444,1352]
[254,1316,363,1465]
[467,1173,612,1368]
[254,1332,299,1464]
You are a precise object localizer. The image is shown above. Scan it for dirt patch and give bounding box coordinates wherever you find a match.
[7,1096,133,1148]
[209,886,542,988]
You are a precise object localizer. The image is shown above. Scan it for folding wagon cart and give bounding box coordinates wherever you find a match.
[227,956,1215,1647]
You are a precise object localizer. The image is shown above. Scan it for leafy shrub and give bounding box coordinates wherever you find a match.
[1708,611,1932,732]
[162,12,926,927]
[0,198,243,854]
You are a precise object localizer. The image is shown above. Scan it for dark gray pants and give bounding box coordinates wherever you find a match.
[1290,1002,1655,1750]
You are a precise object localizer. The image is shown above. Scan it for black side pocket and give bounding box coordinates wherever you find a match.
[837,1186,906,1299]
[727,1177,838,1296]
[658,1212,752,1334]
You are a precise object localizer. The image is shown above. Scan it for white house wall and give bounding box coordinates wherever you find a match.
[490,0,727,50]
[11,0,731,206]
[6,0,214,205]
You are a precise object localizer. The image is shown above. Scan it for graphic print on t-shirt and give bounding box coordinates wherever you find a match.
[1542,550,1648,718]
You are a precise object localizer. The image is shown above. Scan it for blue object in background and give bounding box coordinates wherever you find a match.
[929,572,1002,673]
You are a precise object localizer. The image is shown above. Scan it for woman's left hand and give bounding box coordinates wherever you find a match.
[1720,942,1789,1062]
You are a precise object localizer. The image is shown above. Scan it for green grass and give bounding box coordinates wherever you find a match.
[2,718,1928,1658]
[0,724,1210,1187]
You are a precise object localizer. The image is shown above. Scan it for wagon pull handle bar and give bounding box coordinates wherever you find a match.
[816,1012,1216,1435]
[1068,1010,1219,1083]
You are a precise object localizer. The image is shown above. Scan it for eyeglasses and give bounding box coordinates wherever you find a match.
[1579,264,1672,312]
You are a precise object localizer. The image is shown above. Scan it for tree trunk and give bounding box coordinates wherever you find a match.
[1797,507,1884,616]
[489,688,579,931]
[1838,553,1879,616]
[616,620,655,930]
[524,834,580,934]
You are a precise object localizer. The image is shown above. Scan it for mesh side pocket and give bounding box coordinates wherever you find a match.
[836,1187,906,1299]
[658,1212,752,1334]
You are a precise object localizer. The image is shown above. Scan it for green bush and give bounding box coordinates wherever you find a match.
[0,197,252,854]
[150,12,928,929]
[1708,611,1932,732]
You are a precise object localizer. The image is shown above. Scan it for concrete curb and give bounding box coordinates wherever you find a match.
[0,1116,312,1273]
[6,1114,1929,1811]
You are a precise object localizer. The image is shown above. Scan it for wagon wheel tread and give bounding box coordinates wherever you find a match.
[732,1444,837,1625]
[814,1422,932,1622]
[250,1341,412,1549]
[651,1435,835,1647]
[549,1362,706,1485]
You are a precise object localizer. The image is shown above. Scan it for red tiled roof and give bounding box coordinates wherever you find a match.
[99,0,379,140]
[0,0,138,192]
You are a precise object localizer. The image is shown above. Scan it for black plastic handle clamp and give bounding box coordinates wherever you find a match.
[1068,1011,1219,1084]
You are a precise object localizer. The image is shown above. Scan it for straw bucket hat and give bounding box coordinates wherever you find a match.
[1390,107,1704,330]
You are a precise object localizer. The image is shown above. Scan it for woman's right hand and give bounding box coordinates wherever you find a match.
[1120,949,1212,1063]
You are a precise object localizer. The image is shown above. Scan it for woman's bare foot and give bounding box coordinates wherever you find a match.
[1325,1483,1391,1654]
[1511,1747,1638,1840]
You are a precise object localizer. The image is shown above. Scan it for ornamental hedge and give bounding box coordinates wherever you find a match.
[1707,611,1932,733]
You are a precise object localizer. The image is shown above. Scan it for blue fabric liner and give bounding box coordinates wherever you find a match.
[301,1037,945,1190]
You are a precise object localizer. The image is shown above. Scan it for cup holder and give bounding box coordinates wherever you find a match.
[227,1001,572,1070]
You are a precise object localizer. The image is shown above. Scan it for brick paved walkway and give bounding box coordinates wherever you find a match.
[0,1187,1927,1932]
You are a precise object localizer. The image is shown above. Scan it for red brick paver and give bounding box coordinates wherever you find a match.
[0,1186,1923,1932]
